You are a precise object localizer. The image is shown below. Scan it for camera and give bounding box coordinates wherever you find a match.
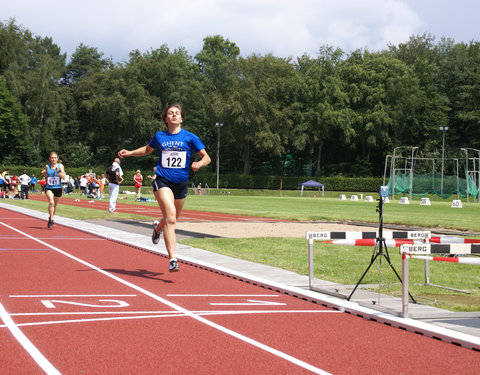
[379,186,389,198]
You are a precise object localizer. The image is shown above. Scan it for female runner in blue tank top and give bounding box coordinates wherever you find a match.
[41,152,66,228]
[118,103,211,272]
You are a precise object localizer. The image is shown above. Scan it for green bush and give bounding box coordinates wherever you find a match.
[0,165,384,191]
[193,172,383,192]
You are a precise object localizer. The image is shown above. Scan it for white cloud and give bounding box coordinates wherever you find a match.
[0,0,467,62]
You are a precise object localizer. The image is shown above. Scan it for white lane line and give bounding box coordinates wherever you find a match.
[167,294,280,297]
[10,309,340,317]
[1,221,332,375]
[4,310,341,328]
[0,302,61,375]
[10,294,137,298]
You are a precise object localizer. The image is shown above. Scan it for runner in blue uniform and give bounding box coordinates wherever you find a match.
[41,152,66,228]
[118,103,211,272]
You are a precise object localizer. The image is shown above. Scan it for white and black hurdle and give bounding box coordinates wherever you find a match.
[306,230,430,302]
[399,243,480,317]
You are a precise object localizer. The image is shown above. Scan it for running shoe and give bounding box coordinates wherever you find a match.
[169,259,179,272]
[152,220,162,244]
[47,218,54,229]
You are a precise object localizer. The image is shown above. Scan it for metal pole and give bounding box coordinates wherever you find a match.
[308,238,314,290]
[402,253,409,318]
[461,148,469,202]
[215,122,223,190]
[439,127,448,195]
[456,158,459,200]
[409,147,417,200]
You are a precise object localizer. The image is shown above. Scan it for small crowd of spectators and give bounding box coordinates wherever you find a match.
[75,173,107,199]
[1,168,39,199]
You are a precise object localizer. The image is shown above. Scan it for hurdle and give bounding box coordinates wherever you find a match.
[399,243,480,318]
[306,230,430,299]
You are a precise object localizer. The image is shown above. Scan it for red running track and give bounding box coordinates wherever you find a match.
[0,208,479,374]
[29,195,290,222]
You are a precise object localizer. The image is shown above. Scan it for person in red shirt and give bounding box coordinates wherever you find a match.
[38,178,47,194]
[134,170,143,200]
[10,175,18,191]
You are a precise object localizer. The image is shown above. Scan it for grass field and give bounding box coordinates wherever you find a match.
[3,189,480,311]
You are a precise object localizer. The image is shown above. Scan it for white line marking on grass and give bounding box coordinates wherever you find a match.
[0,302,61,375]
[0,221,332,375]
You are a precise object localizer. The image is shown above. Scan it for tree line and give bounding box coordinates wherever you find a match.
[1,19,479,177]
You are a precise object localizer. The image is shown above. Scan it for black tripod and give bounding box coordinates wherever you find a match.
[347,194,416,303]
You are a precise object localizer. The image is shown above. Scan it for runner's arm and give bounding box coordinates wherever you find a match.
[118,145,154,159]
[191,149,211,172]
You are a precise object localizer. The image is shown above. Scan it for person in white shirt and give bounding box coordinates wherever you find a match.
[18,170,31,199]
[79,175,88,195]
[107,158,124,214]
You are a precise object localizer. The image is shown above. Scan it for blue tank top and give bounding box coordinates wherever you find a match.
[46,164,63,189]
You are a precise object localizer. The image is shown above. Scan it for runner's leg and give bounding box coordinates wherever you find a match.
[153,188,185,260]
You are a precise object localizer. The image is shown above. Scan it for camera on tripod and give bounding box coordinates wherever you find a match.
[380,185,389,198]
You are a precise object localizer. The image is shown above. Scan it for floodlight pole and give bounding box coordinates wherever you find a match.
[439,127,448,195]
[461,148,469,202]
[216,122,223,190]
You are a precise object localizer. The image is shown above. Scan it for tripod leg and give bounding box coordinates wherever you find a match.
[382,241,416,303]
[347,252,380,300]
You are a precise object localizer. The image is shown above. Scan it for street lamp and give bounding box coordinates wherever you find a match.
[439,126,448,195]
[216,122,224,190]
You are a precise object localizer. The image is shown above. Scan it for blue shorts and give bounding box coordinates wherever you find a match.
[152,176,188,200]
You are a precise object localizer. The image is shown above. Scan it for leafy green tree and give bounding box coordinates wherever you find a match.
[224,54,299,174]
[0,76,31,163]
[447,41,480,149]
[64,43,110,85]
[389,34,449,152]
[0,19,30,74]
[72,64,160,167]
[340,50,422,175]
[295,46,353,176]
[195,35,240,94]
[127,45,207,136]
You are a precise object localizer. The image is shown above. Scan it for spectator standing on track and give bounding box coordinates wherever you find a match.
[30,174,37,192]
[106,158,124,214]
[42,152,66,228]
[118,102,211,272]
[134,169,143,200]
[18,170,31,199]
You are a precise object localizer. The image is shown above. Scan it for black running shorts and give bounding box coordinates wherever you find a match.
[152,176,188,200]
[46,187,63,198]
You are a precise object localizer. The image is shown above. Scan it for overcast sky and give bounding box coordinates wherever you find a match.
[2,0,479,63]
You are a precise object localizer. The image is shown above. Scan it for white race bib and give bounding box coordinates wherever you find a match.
[47,177,60,186]
[161,150,186,169]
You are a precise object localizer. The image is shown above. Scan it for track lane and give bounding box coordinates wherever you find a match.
[28,195,290,222]
[0,208,479,374]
